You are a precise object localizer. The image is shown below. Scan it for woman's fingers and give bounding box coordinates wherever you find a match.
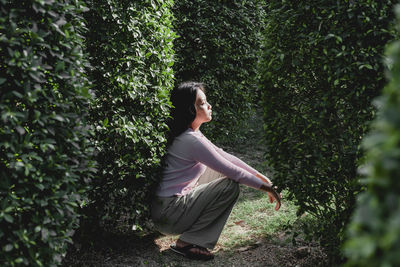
[269,186,280,204]
[267,191,281,210]
[273,191,281,211]
[275,200,281,211]
[267,192,274,203]
[272,188,281,211]
[260,184,281,211]
[269,194,274,203]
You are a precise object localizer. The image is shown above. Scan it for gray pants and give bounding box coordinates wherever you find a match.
[151,169,240,249]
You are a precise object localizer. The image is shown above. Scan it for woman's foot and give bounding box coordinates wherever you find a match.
[170,239,214,260]
[176,239,213,257]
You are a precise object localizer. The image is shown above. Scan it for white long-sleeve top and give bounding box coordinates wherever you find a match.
[155,128,265,197]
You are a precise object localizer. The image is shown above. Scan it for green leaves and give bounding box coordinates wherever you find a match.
[81,0,174,235]
[344,5,400,266]
[260,0,396,260]
[0,0,95,265]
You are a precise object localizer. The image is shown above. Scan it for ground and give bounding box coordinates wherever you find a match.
[63,231,327,267]
[63,113,329,266]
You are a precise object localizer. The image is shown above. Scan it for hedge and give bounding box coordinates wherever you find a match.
[81,0,175,234]
[172,0,266,143]
[0,0,94,266]
[344,5,400,266]
[260,0,396,259]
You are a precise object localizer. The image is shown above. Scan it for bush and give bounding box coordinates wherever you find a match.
[259,0,396,259]
[344,5,400,266]
[0,0,94,265]
[172,0,266,143]
[82,0,175,234]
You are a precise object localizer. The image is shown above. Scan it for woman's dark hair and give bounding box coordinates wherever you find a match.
[167,81,205,146]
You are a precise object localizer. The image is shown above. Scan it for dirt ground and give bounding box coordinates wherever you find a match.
[63,230,328,267]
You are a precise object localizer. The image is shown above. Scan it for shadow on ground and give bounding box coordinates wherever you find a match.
[63,230,327,267]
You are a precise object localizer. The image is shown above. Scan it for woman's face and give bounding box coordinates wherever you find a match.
[194,89,212,124]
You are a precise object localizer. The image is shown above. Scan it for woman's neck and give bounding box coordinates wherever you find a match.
[190,121,202,132]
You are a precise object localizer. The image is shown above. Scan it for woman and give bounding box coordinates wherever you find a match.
[151,81,281,261]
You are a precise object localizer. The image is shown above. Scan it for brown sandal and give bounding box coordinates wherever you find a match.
[170,244,214,261]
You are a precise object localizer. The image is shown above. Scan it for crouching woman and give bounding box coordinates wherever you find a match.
[151,82,281,261]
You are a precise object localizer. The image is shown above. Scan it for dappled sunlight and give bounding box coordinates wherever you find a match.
[153,234,178,252]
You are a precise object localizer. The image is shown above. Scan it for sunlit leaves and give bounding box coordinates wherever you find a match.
[81,0,175,234]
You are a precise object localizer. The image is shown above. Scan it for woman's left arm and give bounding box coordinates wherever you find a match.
[209,142,258,174]
[207,138,277,202]
[209,141,272,183]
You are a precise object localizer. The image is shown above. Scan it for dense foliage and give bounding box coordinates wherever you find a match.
[82,0,175,234]
[0,0,95,265]
[173,0,265,143]
[344,5,400,266]
[260,0,396,258]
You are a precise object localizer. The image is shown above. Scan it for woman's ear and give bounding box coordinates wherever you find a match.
[189,104,196,116]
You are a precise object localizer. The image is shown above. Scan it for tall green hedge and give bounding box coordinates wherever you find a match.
[260,0,396,258]
[173,0,265,143]
[0,0,94,266]
[344,5,400,266]
[82,0,175,233]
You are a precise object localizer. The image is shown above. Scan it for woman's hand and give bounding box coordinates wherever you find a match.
[259,183,281,211]
[255,173,277,204]
[256,172,281,211]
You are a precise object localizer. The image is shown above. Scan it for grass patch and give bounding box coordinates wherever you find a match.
[219,186,298,250]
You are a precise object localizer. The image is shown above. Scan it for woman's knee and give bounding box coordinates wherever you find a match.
[230,180,240,199]
[219,178,240,200]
